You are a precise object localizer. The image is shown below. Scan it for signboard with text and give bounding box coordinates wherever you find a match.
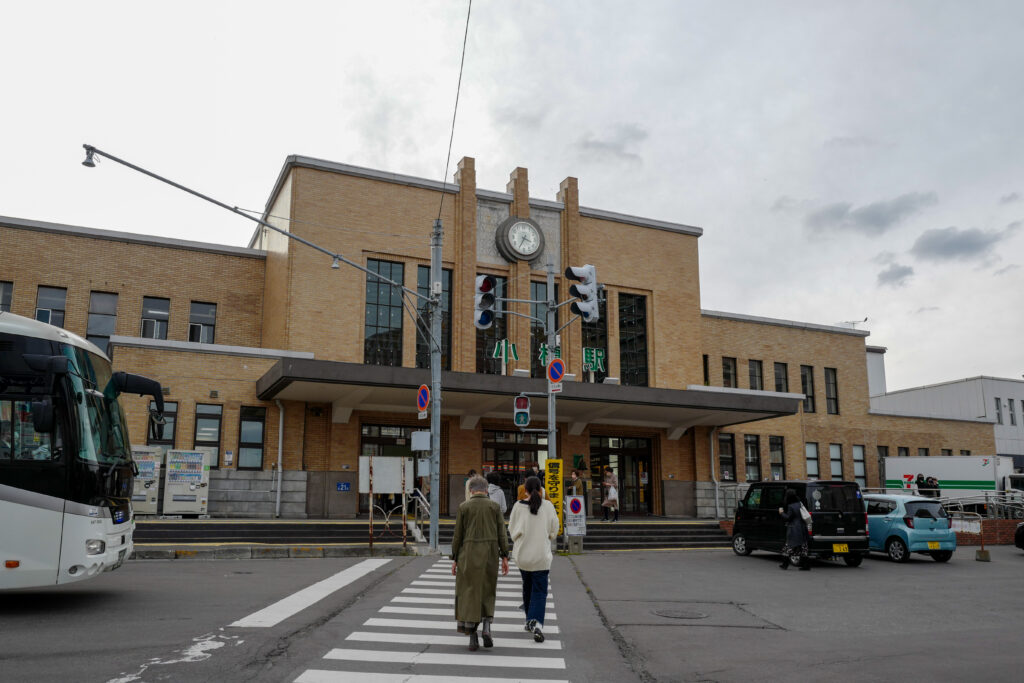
[565,495,586,536]
[545,458,564,536]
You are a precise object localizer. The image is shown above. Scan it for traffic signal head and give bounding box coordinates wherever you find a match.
[474,275,497,329]
[514,394,530,427]
[565,264,599,322]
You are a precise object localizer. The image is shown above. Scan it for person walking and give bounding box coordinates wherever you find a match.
[451,475,510,650]
[464,468,478,502]
[601,465,619,522]
[486,471,507,514]
[778,488,811,570]
[508,475,559,643]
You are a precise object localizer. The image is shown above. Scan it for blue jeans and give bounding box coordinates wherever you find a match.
[519,569,549,625]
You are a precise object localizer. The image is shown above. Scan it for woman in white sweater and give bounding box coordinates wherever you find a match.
[508,475,559,643]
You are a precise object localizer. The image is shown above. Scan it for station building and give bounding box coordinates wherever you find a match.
[0,155,996,518]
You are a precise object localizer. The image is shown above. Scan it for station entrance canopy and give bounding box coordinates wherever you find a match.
[256,359,803,436]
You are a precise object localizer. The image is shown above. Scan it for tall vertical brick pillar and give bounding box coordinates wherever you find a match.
[453,157,477,372]
[558,177,581,375]
[506,167,531,376]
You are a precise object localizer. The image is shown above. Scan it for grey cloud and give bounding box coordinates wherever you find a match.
[493,104,547,130]
[994,264,1020,276]
[806,192,938,236]
[574,124,648,164]
[909,225,1013,263]
[872,251,897,265]
[914,306,940,314]
[824,136,879,149]
[999,192,1021,204]
[877,263,914,288]
[771,195,798,212]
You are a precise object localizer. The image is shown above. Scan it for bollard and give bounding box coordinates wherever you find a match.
[568,535,584,554]
[976,549,991,562]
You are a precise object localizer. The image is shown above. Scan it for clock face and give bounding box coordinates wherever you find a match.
[508,221,541,256]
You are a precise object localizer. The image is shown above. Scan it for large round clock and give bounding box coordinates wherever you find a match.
[496,216,544,262]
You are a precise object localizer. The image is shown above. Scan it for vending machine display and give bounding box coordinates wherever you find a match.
[162,449,210,515]
[130,445,163,515]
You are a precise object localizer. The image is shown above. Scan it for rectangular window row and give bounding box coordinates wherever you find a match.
[147,402,266,469]
[994,396,1022,427]
[719,433,786,482]
[712,358,839,415]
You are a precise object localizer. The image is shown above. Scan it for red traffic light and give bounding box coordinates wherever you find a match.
[515,396,530,409]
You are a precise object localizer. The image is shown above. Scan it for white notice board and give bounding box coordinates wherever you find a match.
[358,456,414,494]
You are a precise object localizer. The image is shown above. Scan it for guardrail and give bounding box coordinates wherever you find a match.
[862,487,1024,520]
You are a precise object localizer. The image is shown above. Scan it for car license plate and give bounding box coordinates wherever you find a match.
[832,543,849,553]
[927,541,940,550]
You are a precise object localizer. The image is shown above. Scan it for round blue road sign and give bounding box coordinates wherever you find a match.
[417,384,430,411]
[569,497,583,514]
[547,358,565,383]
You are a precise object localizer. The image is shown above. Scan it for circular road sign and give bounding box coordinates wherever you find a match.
[547,358,566,383]
[569,497,583,514]
[417,384,431,411]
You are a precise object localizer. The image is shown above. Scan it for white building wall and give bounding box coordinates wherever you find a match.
[866,349,887,397]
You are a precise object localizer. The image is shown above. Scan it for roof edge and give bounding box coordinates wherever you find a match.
[701,309,871,337]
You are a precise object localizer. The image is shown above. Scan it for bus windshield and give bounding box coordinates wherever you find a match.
[62,344,131,465]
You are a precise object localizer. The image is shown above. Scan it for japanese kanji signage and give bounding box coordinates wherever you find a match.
[545,458,564,536]
[583,347,606,373]
[492,338,519,364]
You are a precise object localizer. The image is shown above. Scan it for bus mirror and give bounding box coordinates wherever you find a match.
[31,399,56,433]
[111,372,164,415]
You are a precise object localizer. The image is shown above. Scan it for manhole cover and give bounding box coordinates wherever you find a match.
[653,609,708,620]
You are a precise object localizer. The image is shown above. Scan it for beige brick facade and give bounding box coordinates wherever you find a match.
[0,156,996,517]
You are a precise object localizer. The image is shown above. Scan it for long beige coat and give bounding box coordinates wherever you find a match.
[451,493,509,624]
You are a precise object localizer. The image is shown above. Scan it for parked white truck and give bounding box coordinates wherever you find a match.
[882,455,1024,506]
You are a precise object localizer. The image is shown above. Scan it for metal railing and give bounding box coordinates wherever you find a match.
[411,488,432,524]
[861,487,1024,519]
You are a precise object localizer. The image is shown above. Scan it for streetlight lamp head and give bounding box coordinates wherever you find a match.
[82,148,96,168]
[331,257,340,270]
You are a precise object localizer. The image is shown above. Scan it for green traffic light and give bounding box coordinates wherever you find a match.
[514,413,530,426]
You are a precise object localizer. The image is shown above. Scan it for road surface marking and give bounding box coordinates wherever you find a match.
[296,672,567,683]
[380,605,556,619]
[362,617,560,634]
[322,648,565,669]
[346,630,561,650]
[391,596,552,607]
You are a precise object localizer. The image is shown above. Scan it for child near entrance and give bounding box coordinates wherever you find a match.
[601,466,619,522]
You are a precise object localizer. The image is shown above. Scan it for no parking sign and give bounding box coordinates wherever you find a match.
[565,495,586,536]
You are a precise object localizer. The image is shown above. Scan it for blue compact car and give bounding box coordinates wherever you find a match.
[864,494,956,562]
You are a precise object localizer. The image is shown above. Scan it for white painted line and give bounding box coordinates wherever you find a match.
[379,606,555,620]
[229,559,391,628]
[295,670,568,683]
[392,596,552,608]
[363,617,560,634]
[412,580,534,589]
[346,630,562,650]
[323,648,566,669]
[402,588,527,598]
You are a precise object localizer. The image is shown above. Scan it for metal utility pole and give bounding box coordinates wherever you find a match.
[429,219,443,550]
[546,262,557,464]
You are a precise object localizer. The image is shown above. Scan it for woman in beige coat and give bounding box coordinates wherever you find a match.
[601,466,619,522]
[508,475,559,643]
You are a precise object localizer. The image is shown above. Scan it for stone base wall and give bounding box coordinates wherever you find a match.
[695,482,749,519]
[662,480,696,517]
[208,469,307,518]
[955,519,1020,546]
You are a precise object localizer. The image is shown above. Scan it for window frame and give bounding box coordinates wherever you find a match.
[748,359,763,391]
[87,291,119,356]
[476,274,509,374]
[618,292,649,387]
[805,442,819,478]
[193,403,224,469]
[718,433,736,482]
[0,281,12,313]
[774,362,789,393]
[824,367,839,414]
[141,296,170,340]
[237,406,267,470]
[416,266,452,371]
[721,357,738,388]
[147,400,178,447]
[36,285,67,328]
[800,365,816,413]
[829,443,843,480]
[363,259,405,367]
[769,435,785,480]
[852,444,866,488]
[188,301,217,344]
[743,434,761,482]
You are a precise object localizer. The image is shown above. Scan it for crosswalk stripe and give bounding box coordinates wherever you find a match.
[380,606,556,620]
[392,596,552,608]
[322,648,566,669]
[295,671,568,683]
[363,617,560,634]
[345,631,562,650]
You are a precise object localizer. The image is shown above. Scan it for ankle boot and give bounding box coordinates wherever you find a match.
[779,556,790,570]
[481,618,493,648]
[468,629,479,651]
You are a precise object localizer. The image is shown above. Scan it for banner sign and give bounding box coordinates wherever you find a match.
[545,459,564,535]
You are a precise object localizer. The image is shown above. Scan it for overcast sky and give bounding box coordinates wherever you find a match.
[3,1,1022,390]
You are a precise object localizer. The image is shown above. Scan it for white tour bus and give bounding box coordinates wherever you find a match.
[1,312,163,589]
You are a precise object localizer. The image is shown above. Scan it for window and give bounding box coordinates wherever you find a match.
[188,301,217,344]
[995,397,1002,424]
[769,436,785,480]
[364,259,404,366]
[581,296,608,383]
[960,449,971,455]
[193,404,223,469]
[702,355,710,385]
[898,446,909,457]
[853,445,866,488]
[36,286,67,328]
[748,360,763,391]
[718,433,736,481]
[774,362,788,393]
[1,399,61,462]
[416,266,452,371]
[866,499,897,515]
[918,448,929,457]
[800,365,815,412]
[87,291,118,355]
[721,357,738,388]
[237,406,266,469]
[829,443,843,479]
[530,282,559,378]
[476,275,508,374]
[618,293,648,386]
[941,448,952,456]
[877,445,889,461]
[1009,399,1017,426]
[744,434,761,481]
[0,281,12,313]
[824,367,839,414]
[147,401,178,447]
[805,442,819,478]
[141,296,170,339]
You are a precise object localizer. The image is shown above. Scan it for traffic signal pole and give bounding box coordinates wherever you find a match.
[429,219,443,551]
[546,263,557,465]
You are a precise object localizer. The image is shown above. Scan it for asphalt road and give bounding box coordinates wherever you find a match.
[1,545,1022,682]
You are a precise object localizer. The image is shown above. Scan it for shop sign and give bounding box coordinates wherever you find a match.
[492,338,519,364]
[545,458,564,535]
[583,347,606,373]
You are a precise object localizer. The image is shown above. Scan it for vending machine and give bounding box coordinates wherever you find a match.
[162,449,210,515]
[130,445,163,515]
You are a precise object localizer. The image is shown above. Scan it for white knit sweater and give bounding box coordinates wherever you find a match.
[508,498,559,571]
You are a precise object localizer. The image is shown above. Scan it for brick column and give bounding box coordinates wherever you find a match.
[506,167,531,376]
[558,177,581,375]
[453,157,477,372]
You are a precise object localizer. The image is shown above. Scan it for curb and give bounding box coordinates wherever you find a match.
[129,544,442,561]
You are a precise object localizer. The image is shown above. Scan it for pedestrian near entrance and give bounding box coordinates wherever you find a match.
[451,475,510,650]
[601,466,619,522]
[778,488,811,570]
[486,471,507,514]
[508,475,559,643]
[464,468,477,502]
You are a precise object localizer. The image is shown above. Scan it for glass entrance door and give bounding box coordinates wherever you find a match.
[482,430,548,512]
[590,436,653,515]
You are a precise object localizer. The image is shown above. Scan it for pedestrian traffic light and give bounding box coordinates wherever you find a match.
[474,275,497,329]
[514,394,530,427]
[565,264,599,322]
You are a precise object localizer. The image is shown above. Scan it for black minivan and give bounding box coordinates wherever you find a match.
[731,480,869,567]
